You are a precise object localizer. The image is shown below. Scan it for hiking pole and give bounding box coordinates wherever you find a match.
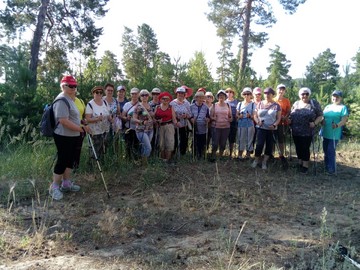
[311,126,317,176]
[332,121,337,175]
[205,121,208,160]
[272,131,288,170]
[177,126,180,160]
[87,134,110,198]
[192,122,195,162]
[289,126,293,161]
[330,244,360,269]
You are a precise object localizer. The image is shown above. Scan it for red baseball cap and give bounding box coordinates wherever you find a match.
[61,75,77,86]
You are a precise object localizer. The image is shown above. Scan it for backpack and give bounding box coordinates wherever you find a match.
[40,97,70,137]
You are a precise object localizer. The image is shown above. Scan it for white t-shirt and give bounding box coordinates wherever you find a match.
[123,101,139,129]
[86,99,111,135]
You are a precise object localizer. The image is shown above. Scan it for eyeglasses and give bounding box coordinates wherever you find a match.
[243,93,251,96]
[161,98,170,100]
[301,93,309,96]
[141,94,149,97]
[66,85,77,89]
[255,93,261,96]
[94,91,103,95]
[152,93,160,96]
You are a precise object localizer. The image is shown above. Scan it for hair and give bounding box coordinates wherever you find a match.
[104,83,115,90]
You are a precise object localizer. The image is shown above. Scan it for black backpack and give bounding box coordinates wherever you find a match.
[40,97,70,137]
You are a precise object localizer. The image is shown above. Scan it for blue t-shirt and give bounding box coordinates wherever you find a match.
[236,101,255,128]
[322,103,348,140]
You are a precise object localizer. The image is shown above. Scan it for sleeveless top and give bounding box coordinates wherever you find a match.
[155,106,173,123]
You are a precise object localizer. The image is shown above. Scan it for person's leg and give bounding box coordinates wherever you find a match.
[237,127,243,158]
[323,137,337,173]
[292,135,302,166]
[228,125,237,157]
[211,128,220,160]
[277,125,285,157]
[179,127,188,155]
[252,128,266,167]
[246,126,255,156]
[263,130,274,168]
[219,128,230,156]
[197,133,206,159]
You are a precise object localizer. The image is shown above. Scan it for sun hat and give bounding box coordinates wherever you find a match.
[159,91,173,101]
[264,87,275,95]
[197,87,206,94]
[151,87,161,94]
[139,89,151,97]
[277,84,286,89]
[130,87,140,94]
[61,75,77,86]
[253,87,262,95]
[117,85,126,91]
[242,87,252,95]
[299,87,311,96]
[205,91,214,98]
[194,91,205,98]
[332,90,343,97]
[91,86,104,94]
[225,87,235,93]
[216,89,227,98]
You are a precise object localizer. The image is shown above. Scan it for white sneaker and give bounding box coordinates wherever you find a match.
[251,161,258,168]
[60,180,80,192]
[49,185,63,200]
[262,163,267,170]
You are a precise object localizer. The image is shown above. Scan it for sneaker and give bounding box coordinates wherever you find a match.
[261,163,267,170]
[300,166,308,174]
[49,185,63,201]
[251,161,258,168]
[60,180,80,192]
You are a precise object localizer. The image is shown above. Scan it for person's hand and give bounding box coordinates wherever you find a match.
[309,122,316,128]
[238,113,243,119]
[287,118,292,125]
[331,122,338,129]
[246,112,251,118]
[82,125,91,134]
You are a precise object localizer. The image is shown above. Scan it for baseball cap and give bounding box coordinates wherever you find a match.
[242,87,252,94]
[332,90,343,97]
[117,85,125,91]
[61,75,77,86]
[175,87,186,93]
[264,87,275,95]
[151,87,161,94]
[299,87,311,95]
[253,87,262,95]
[195,91,205,98]
[130,87,139,94]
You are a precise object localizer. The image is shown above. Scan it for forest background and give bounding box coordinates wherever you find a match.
[0,0,360,147]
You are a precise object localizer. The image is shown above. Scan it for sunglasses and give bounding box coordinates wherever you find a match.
[243,93,251,96]
[94,91,103,95]
[141,94,149,97]
[264,92,272,95]
[301,93,309,96]
[206,96,213,98]
[66,85,77,89]
[161,98,170,100]
[152,93,160,96]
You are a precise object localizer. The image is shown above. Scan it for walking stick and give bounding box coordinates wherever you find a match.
[205,121,208,160]
[311,127,317,176]
[192,122,195,162]
[87,134,110,198]
[289,127,293,161]
[332,121,337,175]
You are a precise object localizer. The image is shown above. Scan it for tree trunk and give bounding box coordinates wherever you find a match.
[238,0,252,88]
[29,0,50,90]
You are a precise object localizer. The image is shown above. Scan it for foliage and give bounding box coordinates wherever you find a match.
[305,48,340,95]
[187,51,213,89]
[265,45,292,88]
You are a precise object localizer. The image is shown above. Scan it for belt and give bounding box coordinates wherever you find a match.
[160,121,172,126]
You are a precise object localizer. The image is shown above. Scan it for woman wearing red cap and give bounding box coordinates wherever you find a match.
[154,92,177,162]
[49,75,90,201]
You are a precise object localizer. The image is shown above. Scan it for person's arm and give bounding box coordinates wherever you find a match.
[332,115,349,129]
[271,110,282,129]
[58,118,90,133]
[172,106,178,126]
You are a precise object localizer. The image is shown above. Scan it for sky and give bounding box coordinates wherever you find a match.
[97,0,360,79]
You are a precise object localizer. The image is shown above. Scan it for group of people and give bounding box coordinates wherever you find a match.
[49,75,349,201]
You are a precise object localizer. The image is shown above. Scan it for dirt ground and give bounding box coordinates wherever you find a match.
[1,149,360,270]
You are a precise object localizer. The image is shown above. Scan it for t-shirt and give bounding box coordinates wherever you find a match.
[236,101,255,128]
[322,103,348,140]
[290,99,323,136]
[86,99,111,135]
[170,99,191,128]
[212,103,231,129]
[274,97,291,126]
[74,97,86,121]
[256,101,281,130]
[123,101,139,129]
[226,99,239,127]
[53,93,80,137]
[134,104,154,132]
[190,103,210,134]
[155,105,173,123]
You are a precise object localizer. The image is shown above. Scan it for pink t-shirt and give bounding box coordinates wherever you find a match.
[214,103,231,129]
